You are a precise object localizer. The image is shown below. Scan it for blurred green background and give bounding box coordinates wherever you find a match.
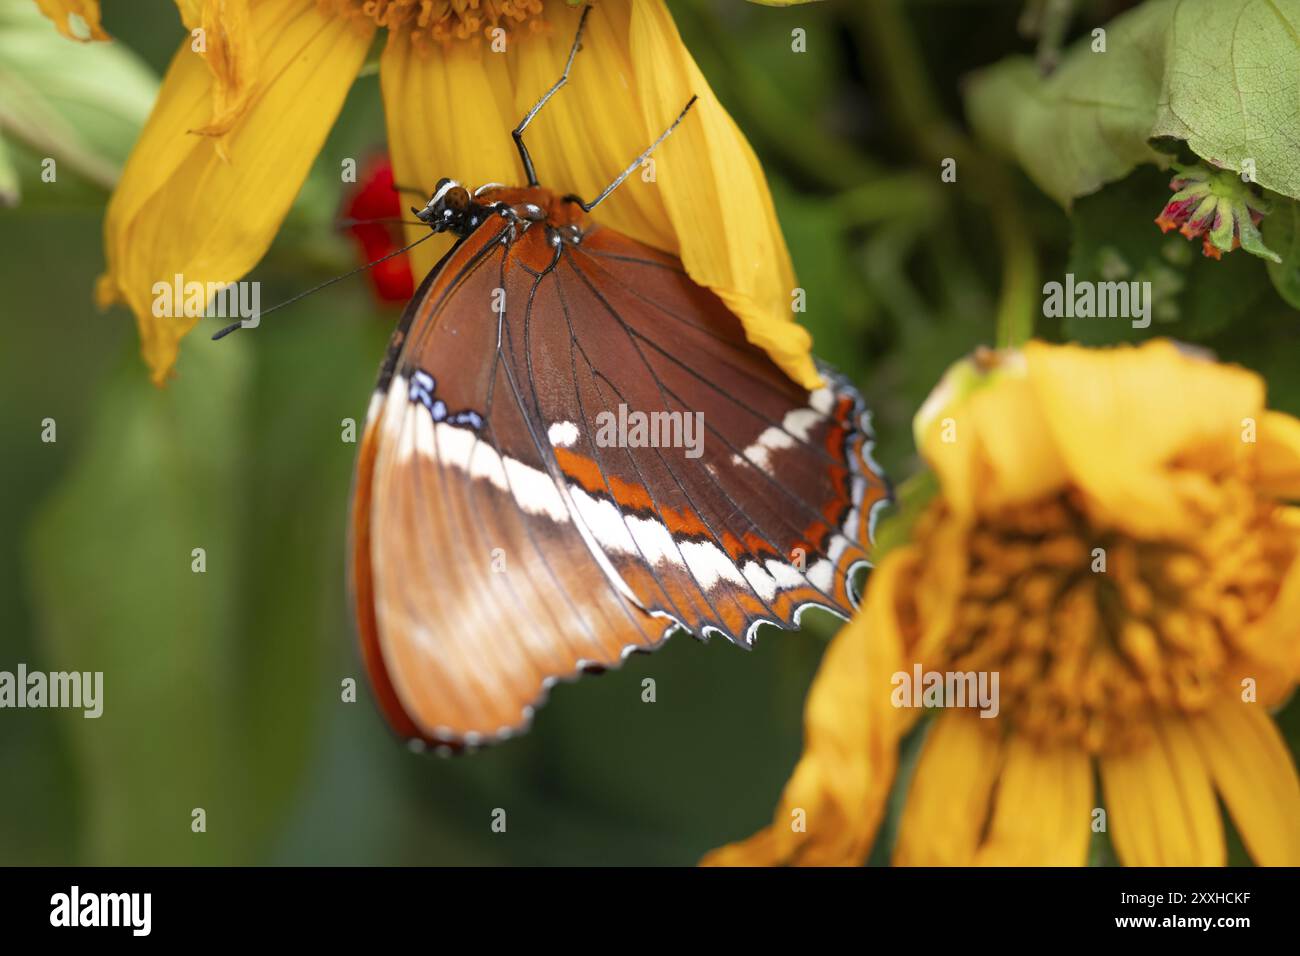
[3,0,1298,865]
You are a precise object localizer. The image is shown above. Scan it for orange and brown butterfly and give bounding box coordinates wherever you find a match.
[345,8,890,753]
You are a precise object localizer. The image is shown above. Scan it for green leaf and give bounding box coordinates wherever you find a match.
[1263,198,1300,309]
[966,0,1300,207]
[1148,0,1300,203]
[964,0,1171,208]
[23,281,390,864]
[0,2,157,192]
[0,128,17,207]
[28,342,253,864]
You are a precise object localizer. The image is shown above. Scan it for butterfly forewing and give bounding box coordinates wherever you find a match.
[352,190,889,747]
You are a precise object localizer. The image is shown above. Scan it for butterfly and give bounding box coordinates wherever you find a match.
[341,9,890,752]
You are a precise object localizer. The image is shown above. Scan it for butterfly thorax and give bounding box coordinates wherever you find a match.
[415,179,585,243]
[476,186,584,227]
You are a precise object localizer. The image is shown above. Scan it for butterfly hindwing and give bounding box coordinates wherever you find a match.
[352,193,889,747]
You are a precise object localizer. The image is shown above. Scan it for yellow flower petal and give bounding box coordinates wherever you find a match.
[918,352,1065,522]
[383,1,817,389]
[98,1,373,383]
[908,516,969,663]
[745,339,1298,869]
[627,0,815,389]
[1025,340,1264,537]
[181,0,260,138]
[916,341,1282,536]
[174,0,201,28]
[1100,716,1224,866]
[34,0,108,41]
[973,736,1093,866]
[1254,410,1300,499]
[512,2,676,257]
[1235,506,1300,688]
[380,28,523,280]
[1189,700,1300,866]
[893,713,1003,866]
[701,548,917,866]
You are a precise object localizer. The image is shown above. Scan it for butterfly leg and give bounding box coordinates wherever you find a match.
[566,96,698,213]
[512,5,592,188]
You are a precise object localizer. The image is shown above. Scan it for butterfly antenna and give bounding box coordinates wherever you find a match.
[573,95,698,213]
[335,216,430,228]
[211,230,438,341]
[512,5,592,187]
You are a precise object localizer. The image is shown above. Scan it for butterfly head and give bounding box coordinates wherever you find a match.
[413,178,473,234]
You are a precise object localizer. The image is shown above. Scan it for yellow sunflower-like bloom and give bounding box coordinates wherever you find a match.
[706,340,1300,867]
[40,0,813,388]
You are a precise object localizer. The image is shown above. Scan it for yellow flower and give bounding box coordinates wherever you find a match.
[39,0,813,388]
[706,340,1300,867]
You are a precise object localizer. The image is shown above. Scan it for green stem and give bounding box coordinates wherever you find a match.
[852,0,1038,348]
[994,207,1038,348]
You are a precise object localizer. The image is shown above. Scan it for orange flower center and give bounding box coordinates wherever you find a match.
[912,475,1291,754]
[326,0,550,48]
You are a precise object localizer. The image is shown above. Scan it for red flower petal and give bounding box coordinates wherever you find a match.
[343,155,415,305]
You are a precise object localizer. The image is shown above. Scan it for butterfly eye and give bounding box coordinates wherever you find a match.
[444,185,470,212]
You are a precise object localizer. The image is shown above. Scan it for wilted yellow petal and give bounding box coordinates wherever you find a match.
[1025,340,1264,537]
[907,516,968,663]
[917,352,1065,522]
[34,0,108,41]
[183,0,260,138]
[1100,716,1224,866]
[782,339,1299,870]
[1234,507,1300,686]
[1254,410,1300,499]
[383,1,817,389]
[893,713,1003,866]
[1190,700,1300,866]
[702,548,917,866]
[173,0,201,30]
[916,341,1278,536]
[98,0,373,383]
